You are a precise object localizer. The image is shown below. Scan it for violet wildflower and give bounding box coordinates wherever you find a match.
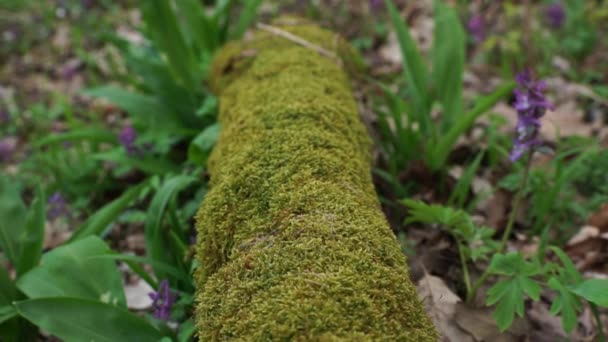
[0,110,9,124]
[47,192,69,220]
[545,3,565,29]
[0,137,16,162]
[467,15,485,43]
[370,0,383,9]
[510,69,554,161]
[118,125,140,156]
[148,279,177,321]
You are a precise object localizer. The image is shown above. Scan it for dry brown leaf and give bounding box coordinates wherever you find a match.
[588,204,608,233]
[417,273,475,342]
[454,303,527,342]
[124,279,153,310]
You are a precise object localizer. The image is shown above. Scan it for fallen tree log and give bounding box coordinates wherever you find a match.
[195,18,437,341]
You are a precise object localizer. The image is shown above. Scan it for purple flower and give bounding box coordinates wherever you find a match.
[148,279,177,321]
[0,111,9,124]
[0,137,16,162]
[545,3,565,29]
[118,125,140,156]
[510,69,554,161]
[467,15,485,43]
[47,192,70,220]
[370,0,383,9]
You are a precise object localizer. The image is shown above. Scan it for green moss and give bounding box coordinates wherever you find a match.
[195,18,437,341]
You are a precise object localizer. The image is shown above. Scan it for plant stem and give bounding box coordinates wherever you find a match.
[467,152,533,303]
[499,152,532,253]
[590,303,606,342]
[457,240,472,297]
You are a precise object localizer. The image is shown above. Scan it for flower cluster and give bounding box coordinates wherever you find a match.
[545,3,565,29]
[47,192,70,220]
[0,110,9,124]
[510,69,554,161]
[0,137,16,163]
[467,15,485,43]
[118,125,141,156]
[148,279,177,321]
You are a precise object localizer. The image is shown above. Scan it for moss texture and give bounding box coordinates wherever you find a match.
[195,18,437,341]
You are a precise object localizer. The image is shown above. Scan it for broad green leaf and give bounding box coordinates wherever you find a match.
[430,81,515,170]
[432,0,465,131]
[16,183,45,276]
[0,266,17,307]
[0,306,17,325]
[570,279,608,307]
[69,181,148,242]
[0,178,26,267]
[178,319,196,342]
[15,297,162,342]
[174,0,212,53]
[90,254,190,286]
[140,0,199,89]
[83,86,180,134]
[34,128,118,148]
[384,0,430,129]
[145,175,197,280]
[188,123,221,166]
[93,149,179,175]
[231,0,263,39]
[16,236,126,307]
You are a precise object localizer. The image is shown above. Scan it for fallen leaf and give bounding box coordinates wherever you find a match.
[417,273,474,342]
[124,278,153,310]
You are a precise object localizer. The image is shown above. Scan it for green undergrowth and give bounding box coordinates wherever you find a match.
[195,18,437,340]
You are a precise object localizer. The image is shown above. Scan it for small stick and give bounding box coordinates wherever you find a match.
[256,23,338,60]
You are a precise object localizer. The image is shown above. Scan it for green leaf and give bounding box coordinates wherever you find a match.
[33,128,118,148]
[16,236,126,307]
[69,181,149,242]
[430,81,515,170]
[549,246,583,284]
[570,279,608,307]
[486,275,541,332]
[188,123,221,166]
[0,178,26,268]
[432,0,465,131]
[178,319,196,342]
[231,0,263,39]
[0,267,17,307]
[486,253,542,332]
[448,152,484,208]
[93,150,179,175]
[14,297,162,342]
[488,252,541,276]
[145,175,197,280]
[16,183,45,276]
[90,254,190,286]
[83,86,180,134]
[0,306,17,325]
[140,0,199,89]
[548,276,581,332]
[384,0,430,129]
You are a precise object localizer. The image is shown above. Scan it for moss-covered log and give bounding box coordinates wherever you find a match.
[195,18,437,341]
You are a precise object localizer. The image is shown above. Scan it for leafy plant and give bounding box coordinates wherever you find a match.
[377,0,514,177]
[1,1,264,341]
[403,198,608,336]
[499,143,603,236]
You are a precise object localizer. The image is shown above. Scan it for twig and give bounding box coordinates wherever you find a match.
[256,23,338,60]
